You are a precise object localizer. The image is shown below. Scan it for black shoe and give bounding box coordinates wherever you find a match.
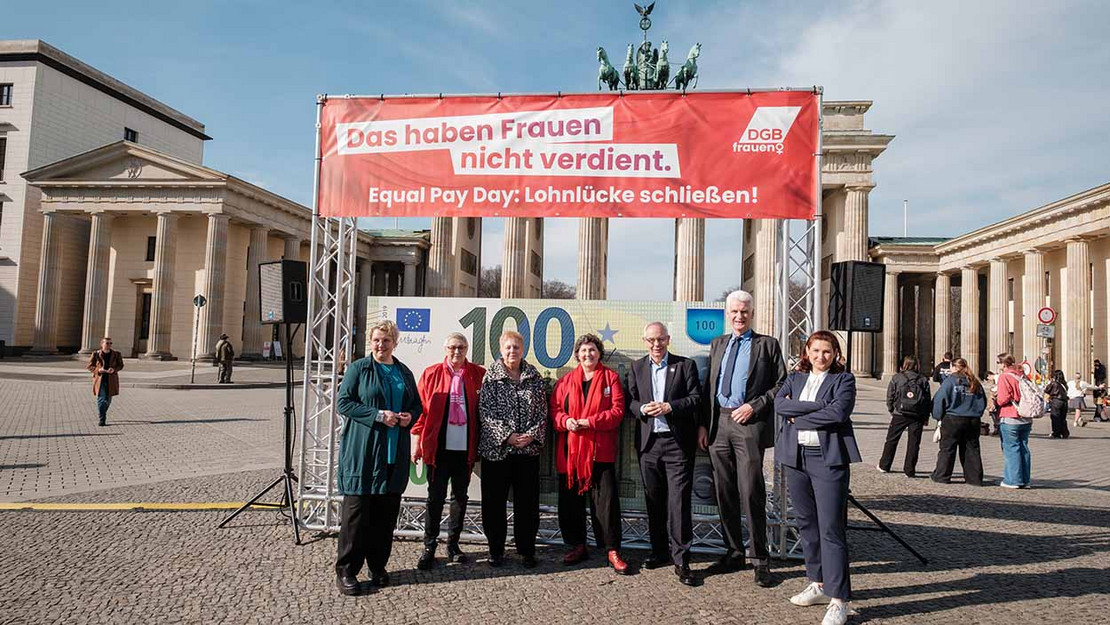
[642,554,669,570]
[370,569,389,587]
[417,548,436,570]
[708,552,746,573]
[488,554,504,568]
[753,564,773,587]
[675,565,699,586]
[336,574,360,596]
[905,472,916,478]
[521,554,538,568]
[98,420,106,427]
[931,477,950,484]
[446,543,467,563]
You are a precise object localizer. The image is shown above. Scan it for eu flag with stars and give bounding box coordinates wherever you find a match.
[397,308,431,332]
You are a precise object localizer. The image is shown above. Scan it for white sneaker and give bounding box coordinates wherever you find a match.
[876,465,889,474]
[822,601,852,625]
[999,482,1020,489]
[791,581,830,606]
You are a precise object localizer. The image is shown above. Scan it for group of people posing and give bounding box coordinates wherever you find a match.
[880,352,1107,489]
[334,290,861,625]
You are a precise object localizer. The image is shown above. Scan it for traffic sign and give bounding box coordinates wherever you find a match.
[193,294,207,308]
[1036,324,1055,339]
[1037,306,1056,325]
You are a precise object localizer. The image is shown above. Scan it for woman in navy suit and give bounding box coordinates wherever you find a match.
[774,330,861,625]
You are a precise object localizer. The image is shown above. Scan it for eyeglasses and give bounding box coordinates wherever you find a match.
[447,345,467,351]
[643,337,669,344]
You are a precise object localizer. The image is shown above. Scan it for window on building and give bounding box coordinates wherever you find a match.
[461,249,478,276]
[530,251,542,278]
[0,137,6,180]
[1007,277,1014,301]
[1044,271,1050,301]
[145,236,156,262]
[0,84,12,106]
[124,127,138,142]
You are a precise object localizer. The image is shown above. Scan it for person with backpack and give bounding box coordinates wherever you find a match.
[879,355,932,477]
[1044,370,1070,439]
[995,354,1036,488]
[930,358,987,486]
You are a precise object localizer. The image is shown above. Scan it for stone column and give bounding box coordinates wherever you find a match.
[426,217,455,296]
[882,269,900,379]
[674,218,705,301]
[987,258,1008,363]
[501,217,528,298]
[935,272,952,364]
[29,212,62,355]
[960,266,980,375]
[1064,238,1092,379]
[240,226,270,359]
[79,212,114,354]
[841,184,873,374]
[1021,250,1045,363]
[144,213,179,360]
[577,217,608,299]
[402,260,418,296]
[753,219,779,336]
[196,214,229,359]
[283,236,301,261]
[917,276,935,369]
[356,258,374,356]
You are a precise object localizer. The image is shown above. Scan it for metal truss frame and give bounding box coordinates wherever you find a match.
[295,91,823,561]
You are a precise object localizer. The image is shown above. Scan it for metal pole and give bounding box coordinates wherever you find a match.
[813,89,825,330]
[190,307,199,384]
[903,199,908,237]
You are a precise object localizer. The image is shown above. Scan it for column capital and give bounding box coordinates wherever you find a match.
[204,212,231,221]
[1021,248,1044,257]
[844,182,876,192]
[248,224,270,232]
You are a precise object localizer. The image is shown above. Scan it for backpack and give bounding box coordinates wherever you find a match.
[1009,373,1046,419]
[896,375,930,415]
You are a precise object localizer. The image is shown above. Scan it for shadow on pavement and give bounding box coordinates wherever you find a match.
[0,463,46,470]
[860,494,1110,525]
[0,433,120,440]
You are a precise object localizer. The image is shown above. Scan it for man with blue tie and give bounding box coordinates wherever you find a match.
[626,322,702,586]
[700,290,787,587]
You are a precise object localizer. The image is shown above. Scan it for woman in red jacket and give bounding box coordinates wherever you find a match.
[413,332,486,570]
[550,333,629,575]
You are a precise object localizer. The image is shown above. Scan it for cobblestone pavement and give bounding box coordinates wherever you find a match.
[2,376,1109,623]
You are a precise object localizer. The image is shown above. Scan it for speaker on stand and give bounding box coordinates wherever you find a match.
[827,260,886,374]
[219,259,307,543]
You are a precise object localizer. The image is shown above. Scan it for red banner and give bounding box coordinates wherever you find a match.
[319,91,819,220]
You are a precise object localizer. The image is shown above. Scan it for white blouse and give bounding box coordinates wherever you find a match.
[797,371,828,447]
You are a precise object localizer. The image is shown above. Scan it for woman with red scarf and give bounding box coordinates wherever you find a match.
[550,333,629,575]
[413,332,485,570]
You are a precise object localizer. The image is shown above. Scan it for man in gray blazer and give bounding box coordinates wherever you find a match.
[699,289,787,586]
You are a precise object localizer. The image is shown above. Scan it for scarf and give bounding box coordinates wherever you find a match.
[446,359,467,426]
[566,364,608,494]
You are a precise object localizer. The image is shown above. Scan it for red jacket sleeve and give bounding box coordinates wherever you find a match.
[550,378,573,432]
[412,367,433,438]
[996,374,1018,408]
[586,370,626,431]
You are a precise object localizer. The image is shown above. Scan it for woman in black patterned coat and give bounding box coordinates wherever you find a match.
[478,330,549,568]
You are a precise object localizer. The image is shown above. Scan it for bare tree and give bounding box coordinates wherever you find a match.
[542,279,576,299]
[479,266,501,298]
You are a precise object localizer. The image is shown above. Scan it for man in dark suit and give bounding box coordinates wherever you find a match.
[626,321,701,587]
[699,290,787,586]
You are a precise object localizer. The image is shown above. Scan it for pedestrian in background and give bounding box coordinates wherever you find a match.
[930,358,986,486]
[878,355,931,477]
[984,371,1000,436]
[995,354,1033,488]
[932,352,954,384]
[214,333,234,384]
[1067,372,1095,428]
[86,337,124,427]
[1093,359,1107,422]
[1044,370,1069,439]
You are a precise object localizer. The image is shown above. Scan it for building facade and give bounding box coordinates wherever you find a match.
[1,40,428,359]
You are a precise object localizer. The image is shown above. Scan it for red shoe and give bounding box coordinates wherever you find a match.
[608,550,630,575]
[563,544,589,565]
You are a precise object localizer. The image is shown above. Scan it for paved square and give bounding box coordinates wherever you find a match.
[2,361,1108,624]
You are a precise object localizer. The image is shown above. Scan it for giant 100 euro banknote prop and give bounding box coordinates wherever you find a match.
[365,297,726,512]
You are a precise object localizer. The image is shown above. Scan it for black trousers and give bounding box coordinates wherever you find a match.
[709,411,769,565]
[423,449,471,549]
[481,454,540,558]
[1049,399,1070,437]
[878,413,926,476]
[335,491,403,577]
[639,433,694,566]
[218,361,233,383]
[931,417,983,485]
[557,462,621,552]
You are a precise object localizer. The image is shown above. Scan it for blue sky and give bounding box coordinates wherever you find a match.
[5,0,1109,299]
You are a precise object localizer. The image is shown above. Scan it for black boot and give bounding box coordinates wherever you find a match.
[417,547,436,570]
[446,543,467,563]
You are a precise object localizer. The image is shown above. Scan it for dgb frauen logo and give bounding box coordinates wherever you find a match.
[733,106,803,156]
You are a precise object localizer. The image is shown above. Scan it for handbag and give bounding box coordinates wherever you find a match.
[932,426,942,444]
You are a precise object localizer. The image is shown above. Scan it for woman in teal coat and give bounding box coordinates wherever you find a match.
[334,319,422,596]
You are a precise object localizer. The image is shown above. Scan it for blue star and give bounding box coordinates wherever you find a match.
[598,322,619,343]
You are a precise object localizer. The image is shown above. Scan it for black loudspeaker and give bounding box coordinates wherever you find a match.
[259,260,307,324]
[828,261,885,333]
